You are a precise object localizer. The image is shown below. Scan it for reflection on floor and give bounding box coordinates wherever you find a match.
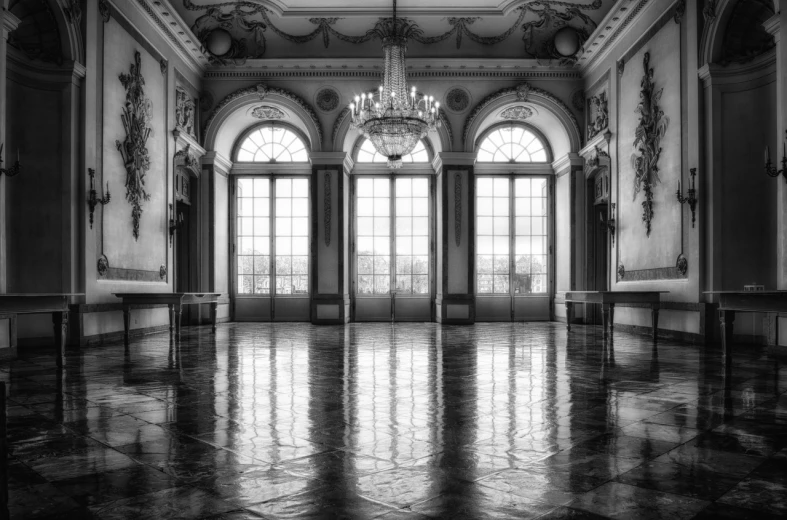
[2,322,786,519]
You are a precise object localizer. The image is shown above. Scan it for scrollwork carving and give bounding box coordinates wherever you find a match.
[324,172,332,247]
[175,87,196,137]
[587,91,609,141]
[115,51,153,241]
[500,106,534,121]
[630,52,669,237]
[251,105,286,120]
[454,173,462,247]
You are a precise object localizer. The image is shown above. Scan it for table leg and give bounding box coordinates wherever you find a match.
[609,304,615,337]
[565,302,573,331]
[651,306,660,341]
[1,382,7,520]
[719,310,735,363]
[211,302,218,333]
[122,306,131,348]
[601,304,611,340]
[168,304,176,341]
[52,312,67,368]
[176,304,183,341]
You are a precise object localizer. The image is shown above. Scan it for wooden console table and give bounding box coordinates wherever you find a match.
[113,293,221,347]
[564,291,668,339]
[0,293,82,367]
[704,291,787,359]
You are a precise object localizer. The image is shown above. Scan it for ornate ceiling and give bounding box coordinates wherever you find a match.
[166,0,615,65]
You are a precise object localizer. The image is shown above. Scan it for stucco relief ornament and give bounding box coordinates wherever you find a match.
[617,264,625,281]
[175,87,196,137]
[316,88,340,112]
[97,255,109,277]
[631,52,668,237]
[115,51,153,241]
[587,91,609,140]
[516,83,531,102]
[676,254,688,276]
[251,105,286,120]
[445,88,470,113]
[500,106,534,121]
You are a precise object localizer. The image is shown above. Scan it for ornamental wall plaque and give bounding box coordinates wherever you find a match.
[676,254,688,275]
[445,88,470,113]
[630,52,668,237]
[97,255,109,277]
[315,88,340,113]
[175,86,196,136]
[587,91,608,140]
[500,106,534,121]
[251,105,286,120]
[160,265,167,279]
[115,51,152,241]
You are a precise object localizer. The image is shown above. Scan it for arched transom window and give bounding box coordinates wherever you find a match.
[356,138,429,164]
[477,125,548,163]
[237,126,309,162]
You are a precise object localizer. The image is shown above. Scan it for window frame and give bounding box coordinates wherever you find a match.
[232,122,312,164]
[351,173,435,300]
[474,122,553,164]
[232,174,312,300]
[474,173,553,299]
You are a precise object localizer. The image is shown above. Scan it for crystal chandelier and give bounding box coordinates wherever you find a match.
[349,0,441,169]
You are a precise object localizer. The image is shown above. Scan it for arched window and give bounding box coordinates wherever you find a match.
[236,125,309,162]
[356,138,430,163]
[477,125,548,163]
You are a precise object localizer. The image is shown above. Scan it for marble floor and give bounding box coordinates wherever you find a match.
[2,322,786,519]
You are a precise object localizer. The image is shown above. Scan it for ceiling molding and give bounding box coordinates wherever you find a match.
[578,0,653,74]
[137,0,208,74]
[242,0,534,18]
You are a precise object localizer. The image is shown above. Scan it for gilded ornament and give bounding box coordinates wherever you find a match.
[630,52,668,237]
[115,51,153,241]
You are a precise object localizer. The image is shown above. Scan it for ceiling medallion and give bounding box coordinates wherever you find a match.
[251,105,287,120]
[316,88,340,112]
[445,88,470,113]
[500,106,534,121]
[349,0,441,169]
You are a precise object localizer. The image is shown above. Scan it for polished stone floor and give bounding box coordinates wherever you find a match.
[2,322,786,519]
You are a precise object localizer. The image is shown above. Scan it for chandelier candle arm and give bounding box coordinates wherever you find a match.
[349,0,441,169]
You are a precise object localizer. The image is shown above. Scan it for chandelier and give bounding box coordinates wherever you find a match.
[349,0,441,169]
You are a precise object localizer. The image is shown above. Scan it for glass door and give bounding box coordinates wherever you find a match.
[353,176,433,321]
[475,175,552,321]
[233,176,310,321]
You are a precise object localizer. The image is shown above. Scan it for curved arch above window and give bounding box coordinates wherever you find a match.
[477,124,549,163]
[236,125,309,163]
[356,138,430,164]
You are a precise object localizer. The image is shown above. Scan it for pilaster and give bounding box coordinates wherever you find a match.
[0,8,20,293]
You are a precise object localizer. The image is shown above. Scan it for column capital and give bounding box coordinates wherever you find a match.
[2,9,20,38]
[433,152,476,173]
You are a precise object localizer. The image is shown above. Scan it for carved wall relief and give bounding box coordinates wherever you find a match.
[630,52,668,237]
[587,91,609,141]
[251,105,286,120]
[115,51,153,241]
[175,86,196,137]
[500,106,534,121]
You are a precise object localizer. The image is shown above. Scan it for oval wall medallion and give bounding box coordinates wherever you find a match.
[315,87,340,112]
[571,89,585,112]
[500,106,534,121]
[445,87,471,114]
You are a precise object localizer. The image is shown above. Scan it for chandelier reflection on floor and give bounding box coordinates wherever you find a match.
[349,0,441,169]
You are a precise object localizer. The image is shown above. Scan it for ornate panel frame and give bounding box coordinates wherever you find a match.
[585,71,610,144]
[96,2,169,282]
[614,0,688,283]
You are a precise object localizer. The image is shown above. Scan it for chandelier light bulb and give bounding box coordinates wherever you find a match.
[361,93,366,100]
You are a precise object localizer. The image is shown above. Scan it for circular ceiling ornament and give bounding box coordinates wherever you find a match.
[445,87,471,114]
[554,27,581,57]
[315,87,340,113]
[206,28,233,57]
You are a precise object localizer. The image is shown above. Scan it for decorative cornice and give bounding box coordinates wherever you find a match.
[580,0,652,73]
[201,151,232,173]
[462,82,581,148]
[130,0,206,74]
[551,152,583,173]
[203,83,323,146]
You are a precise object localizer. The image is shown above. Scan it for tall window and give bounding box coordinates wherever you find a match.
[477,125,548,163]
[356,177,430,295]
[236,126,309,162]
[476,177,548,295]
[356,139,430,163]
[236,177,309,295]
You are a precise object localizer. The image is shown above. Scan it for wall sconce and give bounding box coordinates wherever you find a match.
[764,130,787,183]
[599,202,616,246]
[0,143,21,177]
[168,203,183,246]
[676,167,698,227]
[87,168,111,229]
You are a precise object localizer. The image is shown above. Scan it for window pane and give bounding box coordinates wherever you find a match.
[237,127,308,163]
[478,125,548,163]
[510,177,549,294]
